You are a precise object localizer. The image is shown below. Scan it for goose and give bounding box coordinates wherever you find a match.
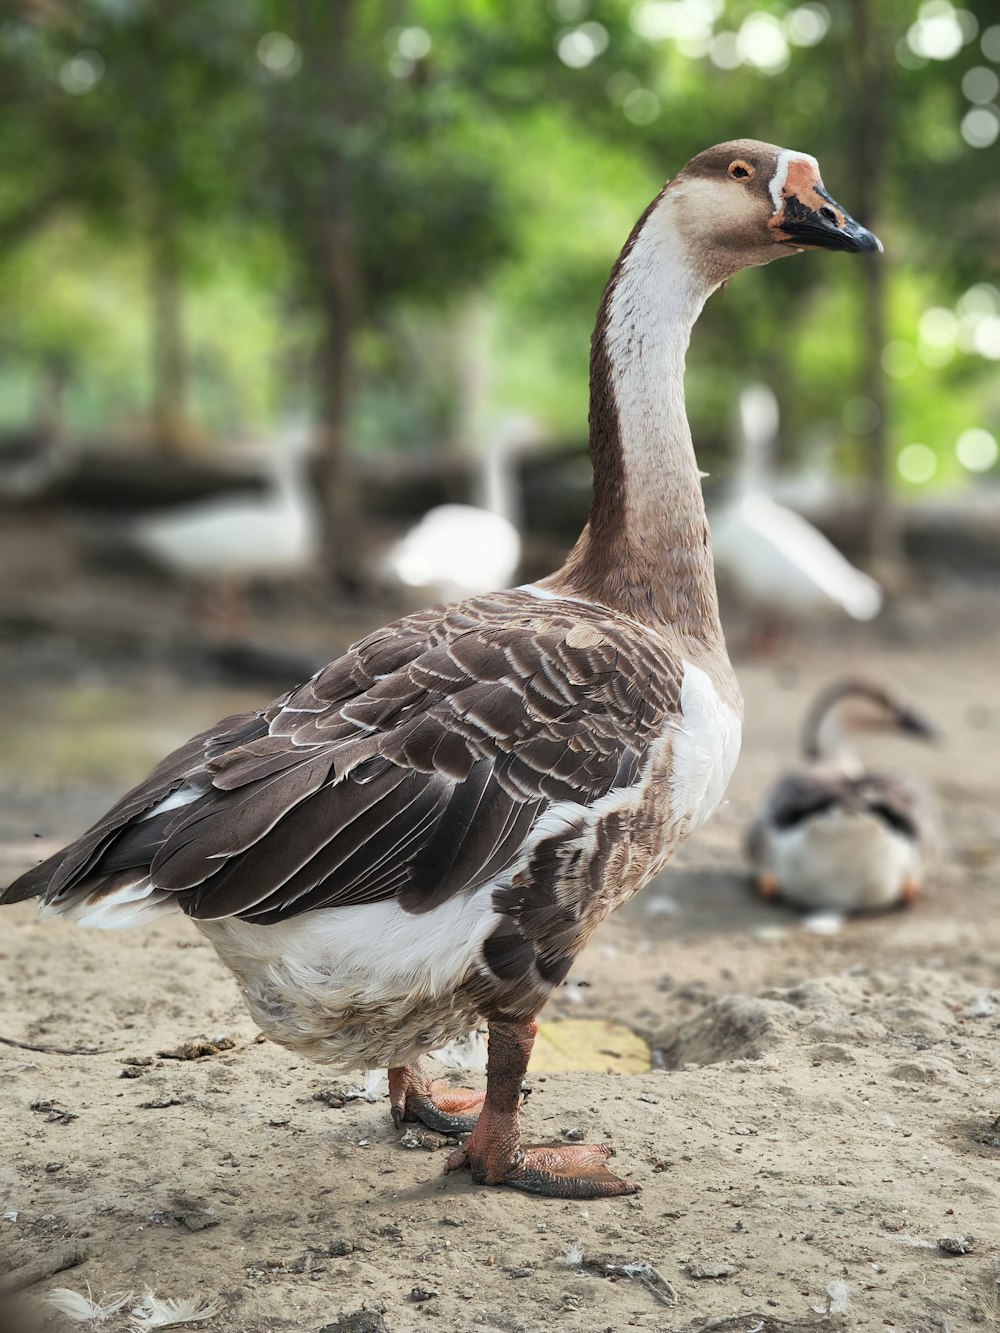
[2,141,880,1200]
[710,382,883,638]
[128,425,320,584]
[747,677,937,912]
[385,415,537,601]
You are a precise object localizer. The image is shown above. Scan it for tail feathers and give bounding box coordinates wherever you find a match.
[1,846,70,906]
[2,848,176,929]
[39,871,175,929]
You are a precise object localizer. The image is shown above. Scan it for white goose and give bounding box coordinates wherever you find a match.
[386,415,536,601]
[129,425,320,583]
[748,678,938,912]
[710,382,883,631]
[4,141,880,1199]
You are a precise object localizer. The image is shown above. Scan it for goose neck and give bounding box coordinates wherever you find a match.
[549,195,723,637]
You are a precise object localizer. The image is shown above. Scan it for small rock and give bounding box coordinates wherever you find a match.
[157,1037,235,1061]
[938,1235,974,1255]
[318,1314,390,1333]
[312,1089,347,1109]
[400,1127,455,1151]
[408,1286,437,1302]
[686,1259,734,1279]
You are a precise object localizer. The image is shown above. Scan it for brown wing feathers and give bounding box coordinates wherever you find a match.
[4,592,682,927]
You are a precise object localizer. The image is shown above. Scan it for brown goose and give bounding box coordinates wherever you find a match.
[2,141,880,1199]
[748,678,937,913]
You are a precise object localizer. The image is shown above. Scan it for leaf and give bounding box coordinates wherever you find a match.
[529,1020,651,1075]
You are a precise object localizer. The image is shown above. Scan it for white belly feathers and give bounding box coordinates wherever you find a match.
[670,661,742,831]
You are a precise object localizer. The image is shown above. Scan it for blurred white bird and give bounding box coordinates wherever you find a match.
[386,414,536,602]
[123,424,321,633]
[130,424,320,583]
[710,384,882,636]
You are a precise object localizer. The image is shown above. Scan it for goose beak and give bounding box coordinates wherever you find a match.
[897,707,938,742]
[775,186,882,254]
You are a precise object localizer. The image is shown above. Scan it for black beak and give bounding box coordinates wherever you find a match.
[897,706,937,742]
[779,186,882,254]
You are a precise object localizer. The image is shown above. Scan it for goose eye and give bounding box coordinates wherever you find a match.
[728,160,754,181]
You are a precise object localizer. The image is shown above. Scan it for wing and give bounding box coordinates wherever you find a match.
[8,592,684,925]
[759,768,850,831]
[749,765,933,855]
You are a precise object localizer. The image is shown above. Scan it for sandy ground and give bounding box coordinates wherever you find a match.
[1,580,999,1333]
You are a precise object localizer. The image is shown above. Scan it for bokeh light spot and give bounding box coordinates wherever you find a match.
[907,1,966,60]
[956,427,998,471]
[961,105,1000,147]
[397,26,432,59]
[982,24,1000,61]
[958,283,1000,316]
[786,4,830,47]
[897,443,938,483]
[709,31,741,67]
[622,87,661,123]
[737,12,790,72]
[919,306,959,347]
[257,32,303,77]
[557,21,609,67]
[551,0,590,19]
[58,50,105,94]
[972,314,1000,358]
[632,0,722,43]
[962,65,1000,102]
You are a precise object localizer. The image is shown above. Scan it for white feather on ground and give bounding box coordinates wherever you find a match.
[46,1286,132,1322]
[128,1291,221,1328]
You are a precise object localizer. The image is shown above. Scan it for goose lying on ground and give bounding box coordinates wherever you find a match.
[748,677,937,912]
[3,141,880,1199]
[710,383,882,643]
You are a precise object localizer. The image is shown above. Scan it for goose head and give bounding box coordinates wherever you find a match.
[666,139,882,285]
[804,677,937,764]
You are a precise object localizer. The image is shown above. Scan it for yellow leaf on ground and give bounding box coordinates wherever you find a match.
[530,1020,652,1075]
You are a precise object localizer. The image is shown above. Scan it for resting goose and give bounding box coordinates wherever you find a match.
[748,677,937,912]
[3,141,880,1199]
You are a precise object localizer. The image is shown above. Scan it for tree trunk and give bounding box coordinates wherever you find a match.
[848,0,901,570]
[296,0,366,593]
[149,209,187,454]
[316,204,365,591]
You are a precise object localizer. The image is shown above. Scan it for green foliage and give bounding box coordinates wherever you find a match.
[0,0,997,489]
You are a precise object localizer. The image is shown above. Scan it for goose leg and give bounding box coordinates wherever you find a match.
[445,1020,638,1198]
[388,1061,485,1135]
[757,871,780,899]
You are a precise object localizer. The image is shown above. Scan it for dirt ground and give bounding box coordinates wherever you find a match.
[1,573,999,1333]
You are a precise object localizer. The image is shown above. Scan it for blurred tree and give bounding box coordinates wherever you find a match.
[0,1,256,451]
[1,0,997,587]
[250,0,514,585]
